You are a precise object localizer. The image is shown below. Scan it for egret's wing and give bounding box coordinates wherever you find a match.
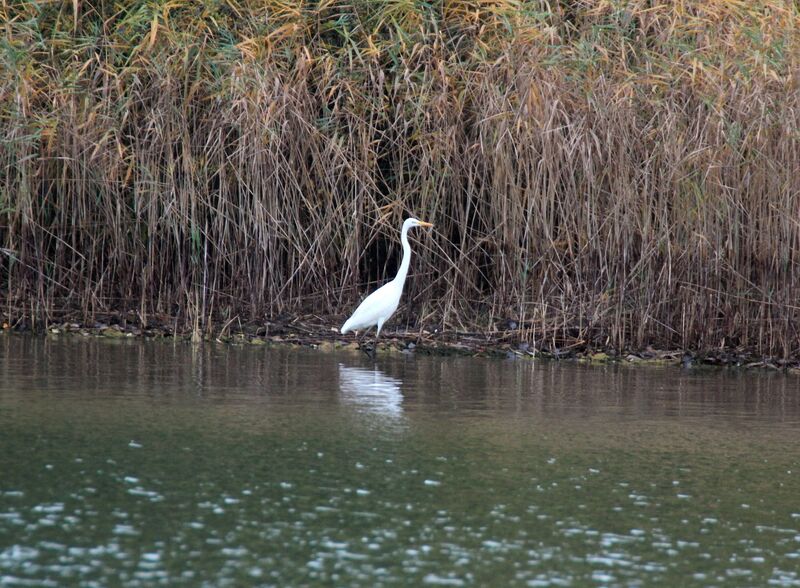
[341,282,400,333]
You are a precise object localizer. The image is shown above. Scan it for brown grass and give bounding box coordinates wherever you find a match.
[2,0,799,357]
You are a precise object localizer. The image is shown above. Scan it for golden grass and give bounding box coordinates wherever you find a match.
[1,0,799,356]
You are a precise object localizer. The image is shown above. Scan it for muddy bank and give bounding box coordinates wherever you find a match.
[4,312,800,374]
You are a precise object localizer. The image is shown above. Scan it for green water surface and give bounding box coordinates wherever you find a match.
[1,336,799,586]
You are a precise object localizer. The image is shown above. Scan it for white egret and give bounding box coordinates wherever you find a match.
[341,218,433,347]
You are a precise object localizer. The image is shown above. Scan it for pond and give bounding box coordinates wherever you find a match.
[1,336,799,586]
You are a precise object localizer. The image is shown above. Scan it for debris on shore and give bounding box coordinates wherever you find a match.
[3,313,799,374]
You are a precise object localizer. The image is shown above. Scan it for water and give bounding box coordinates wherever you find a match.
[1,336,800,587]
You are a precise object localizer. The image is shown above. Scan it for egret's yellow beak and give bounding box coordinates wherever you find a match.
[418,221,434,228]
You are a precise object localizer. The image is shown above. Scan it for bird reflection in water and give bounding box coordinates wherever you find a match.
[337,363,404,419]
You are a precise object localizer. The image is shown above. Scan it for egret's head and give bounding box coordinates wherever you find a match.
[405,217,434,230]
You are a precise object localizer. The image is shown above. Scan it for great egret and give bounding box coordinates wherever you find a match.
[341,218,433,347]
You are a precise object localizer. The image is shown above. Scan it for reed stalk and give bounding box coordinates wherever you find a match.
[2,1,799,356]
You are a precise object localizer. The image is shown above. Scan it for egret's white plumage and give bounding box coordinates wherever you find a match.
[341,217,433,337]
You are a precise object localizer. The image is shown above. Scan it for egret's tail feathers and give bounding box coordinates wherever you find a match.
[340,318,353,334]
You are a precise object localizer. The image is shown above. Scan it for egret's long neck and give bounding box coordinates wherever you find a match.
[393,224,412,286]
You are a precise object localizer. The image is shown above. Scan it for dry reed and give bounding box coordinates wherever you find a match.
[2,0,799,357]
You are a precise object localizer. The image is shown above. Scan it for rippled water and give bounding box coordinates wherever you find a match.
[1,336,800,587]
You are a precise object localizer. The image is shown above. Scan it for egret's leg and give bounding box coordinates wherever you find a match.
[375,319,385,350]
[357,327,376,359]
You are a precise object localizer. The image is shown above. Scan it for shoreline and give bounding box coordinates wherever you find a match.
[4,314,800,374]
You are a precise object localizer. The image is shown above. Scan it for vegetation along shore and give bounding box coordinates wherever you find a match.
[2,1,799,366]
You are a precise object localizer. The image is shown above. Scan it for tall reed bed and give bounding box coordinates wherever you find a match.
[2,1,799,356]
